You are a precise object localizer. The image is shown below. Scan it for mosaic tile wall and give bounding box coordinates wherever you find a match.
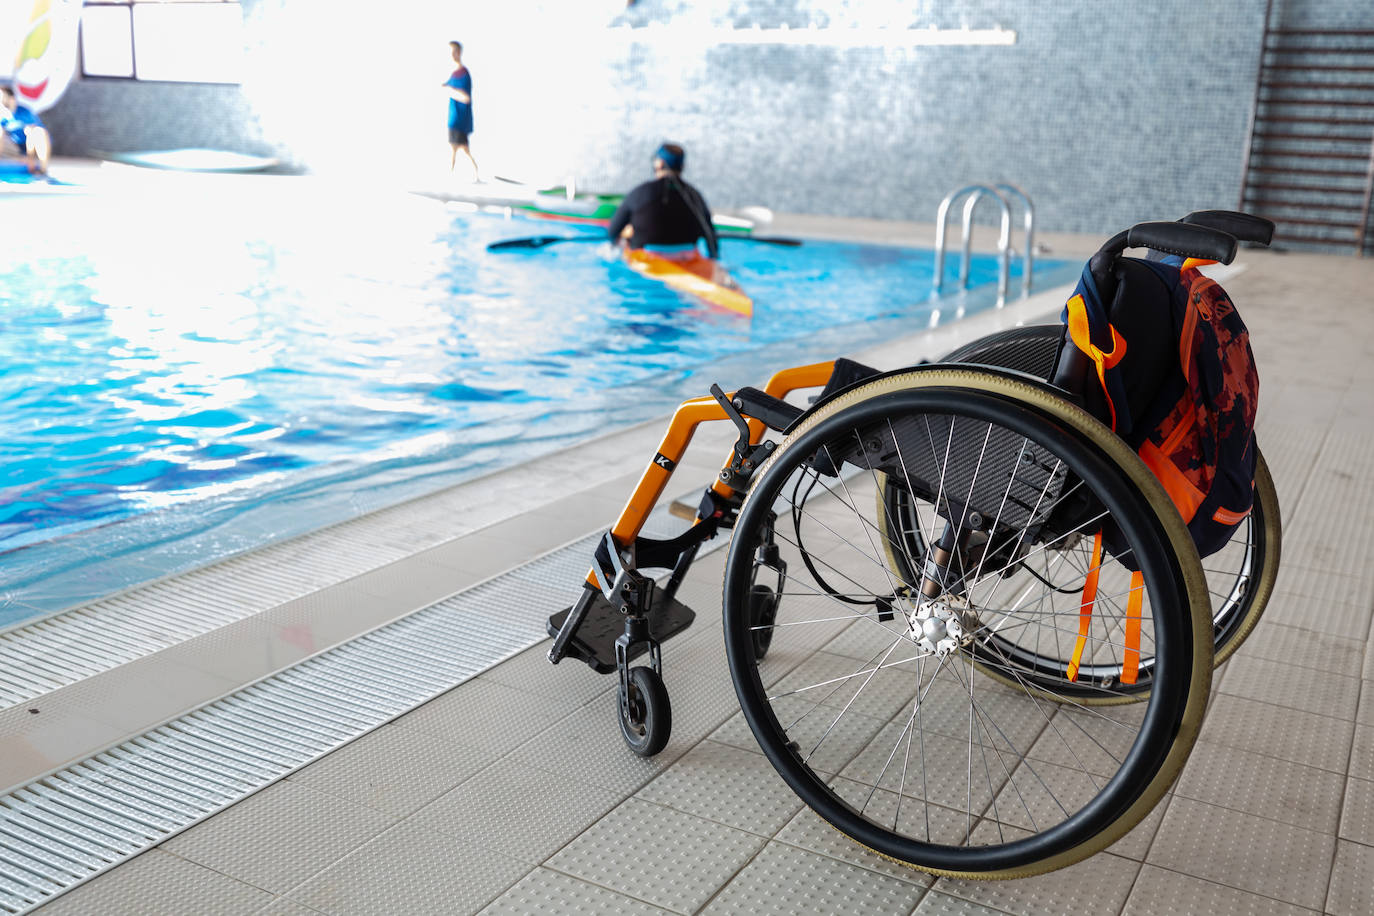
[33,0,1366,236]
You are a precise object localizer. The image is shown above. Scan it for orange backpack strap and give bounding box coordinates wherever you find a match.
[1066,533,1145,686]
[1120,571,1144,685]
[1064,293,1127,432]
[1066,530,1105,682]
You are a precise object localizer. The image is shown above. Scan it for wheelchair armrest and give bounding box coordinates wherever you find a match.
[1182,210,1274,247]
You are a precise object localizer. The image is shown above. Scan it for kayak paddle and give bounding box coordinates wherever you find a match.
[486,235,605,251]
[719,233,803,247]
[487,233,803,252]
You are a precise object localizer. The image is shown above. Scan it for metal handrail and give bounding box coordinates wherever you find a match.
[933,184,1011,303]
[995,183,1035,296]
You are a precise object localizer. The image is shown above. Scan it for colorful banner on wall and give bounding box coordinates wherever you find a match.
[9,0,81,112]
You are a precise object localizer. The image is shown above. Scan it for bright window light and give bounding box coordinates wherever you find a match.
[132,3,243,83]
[80,6,135,78]
[79,1,243,83]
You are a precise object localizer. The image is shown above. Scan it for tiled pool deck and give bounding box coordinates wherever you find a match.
[4,201,1374,914]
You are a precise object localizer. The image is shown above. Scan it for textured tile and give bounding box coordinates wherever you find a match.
[1175,738,1345,834]
[33,849,273,916]
[709,701,889,777]
[505,703,686,796]
[1351,724,1374,783]
[1230,620,1365,678]
[1262,583,1372,643]
[1147,796,1334,909]
[1020,703,1149,781]
[935,849,1140,916]
[161,780,396,896]
[546,797,766,914]
[660,666,756,747]
[636,739,806,837]
[774,800,935,886]
[477,639,617,708]
[1327,838,1374,916]
[699,841,926,915]
[476,867,673,915]
[287,723,497,817]
[841,723,1006,817]
[1104,798,1169,863]
[1196,693,1354,774]
[392,674,595,756]
[408,758,621,865]
[288,820,530,916]
[1217,654,1361,721]
[257,898,329,916]
[1359,680,1374,727]
[1338,776,1374,845]
[913,890,1020,915]
[1122,864,1318,916]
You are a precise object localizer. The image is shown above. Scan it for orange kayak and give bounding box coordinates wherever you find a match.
[623,248,753,317]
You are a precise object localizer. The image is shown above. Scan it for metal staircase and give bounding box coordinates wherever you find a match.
[1239,12,1374,255]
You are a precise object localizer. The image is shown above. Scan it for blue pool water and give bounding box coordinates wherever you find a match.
[0,177,1074,623]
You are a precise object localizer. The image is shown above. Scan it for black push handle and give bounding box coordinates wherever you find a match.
[1087,220,1239,302]
[1125,221,1238,265]
[1181,210,1275,247]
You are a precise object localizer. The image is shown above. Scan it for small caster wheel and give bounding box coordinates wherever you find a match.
[619,666,671,757]
[748,583,779,660]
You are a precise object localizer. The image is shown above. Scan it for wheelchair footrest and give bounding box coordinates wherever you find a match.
[546,590,696,675]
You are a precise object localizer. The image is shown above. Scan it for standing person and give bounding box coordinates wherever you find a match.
[606,143,718,259]
[443,41,478,181]
[0,85,51,176]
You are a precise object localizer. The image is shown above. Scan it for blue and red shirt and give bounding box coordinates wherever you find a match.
[445,68,473,133]
[1,105,42,148]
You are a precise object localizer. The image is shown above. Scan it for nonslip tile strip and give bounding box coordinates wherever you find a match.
[0,509,722,913]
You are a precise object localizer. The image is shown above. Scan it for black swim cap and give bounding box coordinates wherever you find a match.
[654,143,685,172]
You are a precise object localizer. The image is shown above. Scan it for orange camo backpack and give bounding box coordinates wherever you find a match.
[1059,239,1260,561]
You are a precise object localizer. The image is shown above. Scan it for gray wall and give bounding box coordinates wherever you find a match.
[36,0,1366,236]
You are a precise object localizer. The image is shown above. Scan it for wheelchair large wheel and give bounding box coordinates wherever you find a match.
[722,367,1211,878]
[880,441,1280,702]
[1207,449,1280,665]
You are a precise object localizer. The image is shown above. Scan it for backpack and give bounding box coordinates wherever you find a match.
[1059,253,1259,560]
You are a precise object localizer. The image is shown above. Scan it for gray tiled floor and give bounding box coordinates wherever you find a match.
[20,247,1374,914]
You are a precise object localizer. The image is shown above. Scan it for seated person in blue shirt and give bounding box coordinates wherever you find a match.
[1,85,51,175]
[607,143,719,260]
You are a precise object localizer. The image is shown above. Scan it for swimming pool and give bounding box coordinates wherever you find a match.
[0,175,1075,625]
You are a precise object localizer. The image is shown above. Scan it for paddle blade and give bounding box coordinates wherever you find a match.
[486,236,559,251]
[718,234,802,247]
[486,235,607,251]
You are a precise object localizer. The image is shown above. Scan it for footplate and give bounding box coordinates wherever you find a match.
[546,591,696,675]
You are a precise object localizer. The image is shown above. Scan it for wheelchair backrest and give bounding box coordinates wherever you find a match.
[1056,236,1260,559]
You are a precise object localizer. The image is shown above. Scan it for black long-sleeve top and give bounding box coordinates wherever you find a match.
[606,176,719,259]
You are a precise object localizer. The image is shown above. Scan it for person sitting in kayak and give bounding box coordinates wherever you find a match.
[607,143,719,260]
[1,85,51,175]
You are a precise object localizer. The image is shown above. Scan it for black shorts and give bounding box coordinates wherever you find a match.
[448,127,470,146]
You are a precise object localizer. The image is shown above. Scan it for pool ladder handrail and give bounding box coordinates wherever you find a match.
[932,183,1035,302]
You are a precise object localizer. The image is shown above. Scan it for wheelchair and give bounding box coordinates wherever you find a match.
[546,210,1281,878]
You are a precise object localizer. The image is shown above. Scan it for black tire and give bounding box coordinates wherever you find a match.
[1207,449,1280,665]
[749,584,779,660]
[619,666,671,757]
[722,367,1211,878]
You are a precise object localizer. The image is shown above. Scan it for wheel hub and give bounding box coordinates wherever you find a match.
[903,596,977,656]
